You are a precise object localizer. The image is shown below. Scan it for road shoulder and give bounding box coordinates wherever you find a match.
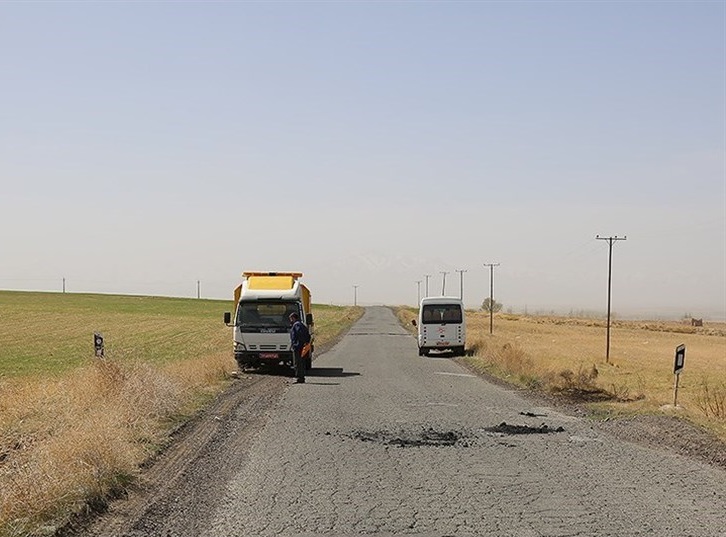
[455,357,726,471]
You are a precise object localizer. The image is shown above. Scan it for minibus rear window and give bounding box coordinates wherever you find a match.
[421,305,462,324]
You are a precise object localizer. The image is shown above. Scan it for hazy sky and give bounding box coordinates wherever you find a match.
[1,1,724,319]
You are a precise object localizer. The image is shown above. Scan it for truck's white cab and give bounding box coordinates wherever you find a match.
[223,272,313,371]
[413,297,466,357]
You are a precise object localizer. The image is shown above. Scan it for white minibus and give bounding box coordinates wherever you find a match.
[412,297,466,357]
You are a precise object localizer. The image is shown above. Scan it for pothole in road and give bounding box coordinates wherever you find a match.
[349,428,464,448]
[484,422,565,435]
[343,422,565,447]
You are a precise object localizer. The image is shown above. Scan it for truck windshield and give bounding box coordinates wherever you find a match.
[236,301,300,329]
[421,304,462,324]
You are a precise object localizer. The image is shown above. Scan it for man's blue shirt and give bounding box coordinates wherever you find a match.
[290,320,310,350]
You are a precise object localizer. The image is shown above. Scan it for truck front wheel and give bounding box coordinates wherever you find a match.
[235,353,259,371]
[236,359,258,371]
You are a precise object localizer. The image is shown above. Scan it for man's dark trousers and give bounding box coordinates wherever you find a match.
[293,348,305,383]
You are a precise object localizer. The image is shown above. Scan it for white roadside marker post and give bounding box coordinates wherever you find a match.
[673,344,686,407]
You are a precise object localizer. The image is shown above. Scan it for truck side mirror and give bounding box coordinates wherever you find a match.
[411,319,417,327]
[306,313,314,325]
[223,312,231,325]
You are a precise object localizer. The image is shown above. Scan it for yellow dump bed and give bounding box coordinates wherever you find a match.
[300,284,311,314]
[234,272,311,314]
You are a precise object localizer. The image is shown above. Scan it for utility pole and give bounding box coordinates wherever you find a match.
[483,263,500,335]
[353,285,359,306]
[197,280,201,299]
[415,280,421,305]
[440,271,449,295]
[424,274,431,298]
[62,277,66,294]
[455,269,467,301]
[596,235,627,363]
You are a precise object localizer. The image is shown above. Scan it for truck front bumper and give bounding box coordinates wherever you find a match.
[235,351,294,367]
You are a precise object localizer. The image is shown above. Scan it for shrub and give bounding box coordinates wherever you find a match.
[694,379,726,420]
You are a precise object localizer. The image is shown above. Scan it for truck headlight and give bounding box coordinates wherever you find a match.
[234,342,246,351]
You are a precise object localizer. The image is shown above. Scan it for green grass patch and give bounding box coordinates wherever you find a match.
[0,291,231,378]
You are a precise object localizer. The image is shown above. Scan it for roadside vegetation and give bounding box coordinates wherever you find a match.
[396,307,726,441]
[0,291,361,537]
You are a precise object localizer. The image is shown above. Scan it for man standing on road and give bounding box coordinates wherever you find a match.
[289,312,310,384]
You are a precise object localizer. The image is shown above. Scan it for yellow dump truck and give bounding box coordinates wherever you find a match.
[223,272,314,371]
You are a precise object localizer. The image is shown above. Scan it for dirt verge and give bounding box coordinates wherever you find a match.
[456,358,726,472]
[61,375,287,537]
[597,413,726,469]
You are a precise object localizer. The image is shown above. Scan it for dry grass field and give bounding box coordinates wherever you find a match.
[0,291,362,537]
[397,307,726,441]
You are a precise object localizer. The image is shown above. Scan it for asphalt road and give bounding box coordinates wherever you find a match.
[196,307,726,537]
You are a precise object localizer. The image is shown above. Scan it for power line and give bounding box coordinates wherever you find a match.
[561,237,603,261]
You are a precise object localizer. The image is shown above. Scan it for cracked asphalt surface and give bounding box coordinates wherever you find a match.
[80,307,726,536]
